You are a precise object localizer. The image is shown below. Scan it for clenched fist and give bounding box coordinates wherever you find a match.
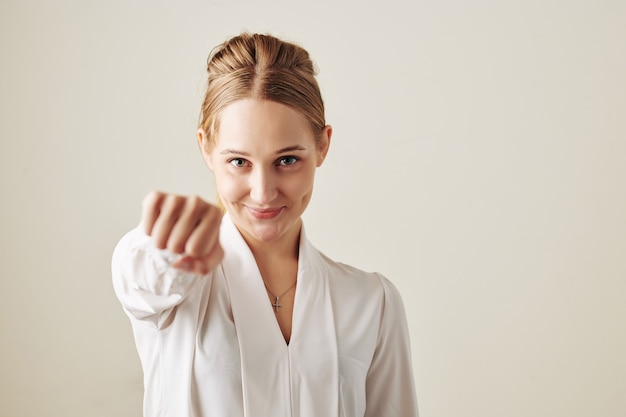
[141,191,224,274]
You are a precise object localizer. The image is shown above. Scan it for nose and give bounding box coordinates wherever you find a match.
[249,167,278,204]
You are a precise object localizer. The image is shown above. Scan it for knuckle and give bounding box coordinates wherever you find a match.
[163,193,179,207]
[160,194,187,217]
[142,190,163,209]
[189,195,203,204]
[187,195,208,213]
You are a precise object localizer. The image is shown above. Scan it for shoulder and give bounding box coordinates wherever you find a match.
[317,250,403,305]
[299,228,405,306]
[319,250,377,281]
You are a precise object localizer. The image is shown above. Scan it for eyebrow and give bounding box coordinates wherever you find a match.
[219,145,307,156]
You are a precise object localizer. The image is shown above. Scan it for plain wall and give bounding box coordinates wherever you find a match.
[1,0,625,416]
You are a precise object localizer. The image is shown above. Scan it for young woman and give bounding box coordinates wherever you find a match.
[112,32,418,417]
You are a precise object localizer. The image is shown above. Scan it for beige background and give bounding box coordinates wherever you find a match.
[1,0,625,416]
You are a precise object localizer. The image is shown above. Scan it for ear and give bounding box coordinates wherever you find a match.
[197,128,214,170]
[316,125,332,167]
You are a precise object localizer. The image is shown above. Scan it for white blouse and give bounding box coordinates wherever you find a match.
[112,214,418,417]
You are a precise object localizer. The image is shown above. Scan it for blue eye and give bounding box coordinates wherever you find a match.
[229,158,249,168]
[278,156,299,166]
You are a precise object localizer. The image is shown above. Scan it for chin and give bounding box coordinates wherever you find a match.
[251,228,283,242]
[243,221,289,243]
[227,202,303,242]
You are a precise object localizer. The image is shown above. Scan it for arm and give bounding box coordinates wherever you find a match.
[365,275,419,417]
[111,191,224,328]
[111,226,208,328]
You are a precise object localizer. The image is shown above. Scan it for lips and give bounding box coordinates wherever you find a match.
[245,206,283,220]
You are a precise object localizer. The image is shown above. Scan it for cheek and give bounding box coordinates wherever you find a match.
[283,169,316,198]
[215,171,247,200]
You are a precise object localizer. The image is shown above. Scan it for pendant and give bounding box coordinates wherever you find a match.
[272,297,282,313]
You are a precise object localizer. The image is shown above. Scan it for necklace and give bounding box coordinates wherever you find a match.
[263,280,297,313]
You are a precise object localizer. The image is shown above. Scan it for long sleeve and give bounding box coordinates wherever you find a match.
[111,226,209,329]
[364,275,419,417]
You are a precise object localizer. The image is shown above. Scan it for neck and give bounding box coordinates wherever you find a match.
[240,220,301,263]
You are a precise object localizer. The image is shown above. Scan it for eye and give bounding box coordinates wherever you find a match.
[277,156,299,166]
[228,158,250,168]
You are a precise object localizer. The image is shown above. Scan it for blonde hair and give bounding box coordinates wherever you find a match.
[198,33,326,149]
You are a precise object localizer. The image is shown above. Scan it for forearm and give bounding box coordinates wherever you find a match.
[111,226,209,327]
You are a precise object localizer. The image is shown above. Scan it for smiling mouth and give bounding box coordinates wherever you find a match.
[246,206,283,219]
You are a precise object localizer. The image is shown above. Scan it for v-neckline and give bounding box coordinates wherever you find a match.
[217,214,341,417]
[220,216,299,350]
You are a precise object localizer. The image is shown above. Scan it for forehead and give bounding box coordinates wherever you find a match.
[215,99,315,151]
